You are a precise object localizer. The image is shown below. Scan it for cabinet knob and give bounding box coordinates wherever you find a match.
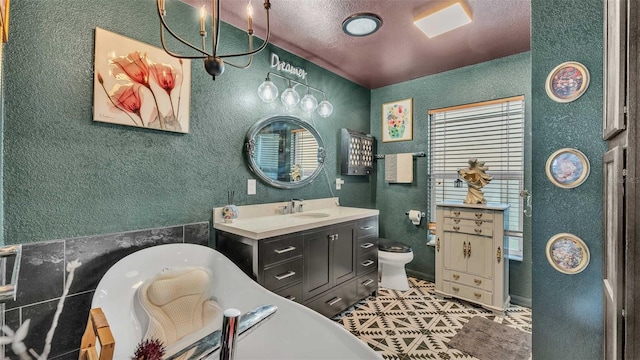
[474,228,482,234]
[452,286,460,292]
[453,225,460,231]
[474,279,482,286]
[475,212,483,219]
[474,292,482,299]
[452,274,460,280]
[453,218,461,224]
[475,220,483,226]
[453,211,461,217]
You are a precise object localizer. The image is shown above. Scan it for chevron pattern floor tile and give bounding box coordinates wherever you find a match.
[332,277,532,360]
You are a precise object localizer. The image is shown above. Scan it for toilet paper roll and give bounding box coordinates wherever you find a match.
[408,210,422,225]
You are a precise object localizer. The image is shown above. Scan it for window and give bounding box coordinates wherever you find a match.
[429,96,525,260]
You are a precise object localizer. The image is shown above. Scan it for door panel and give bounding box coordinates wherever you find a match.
[303,229,331,300]
[333,224,356,285]
[603,145,624,360]
[445,232,467,272]
[466,235,491,278]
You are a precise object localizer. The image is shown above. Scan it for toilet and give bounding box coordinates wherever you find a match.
[378,238,414,291]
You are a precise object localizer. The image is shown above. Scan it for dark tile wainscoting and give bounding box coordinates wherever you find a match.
[1,222,210,360]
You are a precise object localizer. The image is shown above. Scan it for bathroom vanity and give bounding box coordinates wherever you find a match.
[434,202,510,313]
[214,199,379,318]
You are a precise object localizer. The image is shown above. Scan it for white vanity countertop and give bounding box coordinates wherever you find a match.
[214,201,379,240]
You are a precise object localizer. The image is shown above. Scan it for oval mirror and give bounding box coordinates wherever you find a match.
[245,115,326,189]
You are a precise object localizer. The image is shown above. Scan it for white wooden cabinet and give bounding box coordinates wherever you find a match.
[435,202,510,313]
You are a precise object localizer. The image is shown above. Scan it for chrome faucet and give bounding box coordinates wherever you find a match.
[290,198,304,213]
[166,304,278,360]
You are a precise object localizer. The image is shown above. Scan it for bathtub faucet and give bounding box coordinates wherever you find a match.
[167,304,278,360]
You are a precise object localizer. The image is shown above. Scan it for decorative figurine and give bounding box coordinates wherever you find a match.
[290,164,302,182]
[458,159,493,204]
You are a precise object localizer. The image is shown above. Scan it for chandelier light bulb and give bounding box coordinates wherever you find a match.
[317,99,333,117]
[281,84,300,109]
[257,79,279,102]
[300,92,318,113]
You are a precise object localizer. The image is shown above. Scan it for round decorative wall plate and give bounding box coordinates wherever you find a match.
[545,233,590,274]
[545,61,590,103]
[545,148,590,188]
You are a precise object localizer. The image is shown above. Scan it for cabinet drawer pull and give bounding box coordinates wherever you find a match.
[453,225,460,231]
[274,271,296,281]
[362,279,375,286]
[468,242,471,257]
[360,243,375,249]
[286,295,296,301]
[463,241,467,258]
[453,211,461,216]
[474,228,483,234]
[274,246,296,254]
[475,212,483,219]
[326,297,342,306]
[497,246,502,264]
[475,220,483,226]
[361,260,375,267]
[436,238,440,252]
[453,218,461,224]
[360,225,374,230]
[474,279,482,286]
[452,286,460,292]
[474,292,482,299]
[452,274,460,280]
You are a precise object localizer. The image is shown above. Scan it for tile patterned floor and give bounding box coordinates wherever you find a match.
[332,277,532,360]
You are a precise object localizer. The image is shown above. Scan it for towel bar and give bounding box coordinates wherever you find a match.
[375,152,426,160]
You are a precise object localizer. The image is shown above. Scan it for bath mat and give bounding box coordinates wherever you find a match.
[447,316,531,360]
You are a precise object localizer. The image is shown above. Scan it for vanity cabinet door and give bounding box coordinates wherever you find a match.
[303,228,332,300]
[332,223,356,286]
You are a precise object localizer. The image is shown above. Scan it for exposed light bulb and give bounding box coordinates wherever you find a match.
[257,79,279,102]
[281,84,300,109]
[300,92,318,113]
[246,2,254,17]
[317,100,333,117]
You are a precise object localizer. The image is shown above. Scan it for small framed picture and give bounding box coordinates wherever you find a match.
[546,233,590,274]
[545,148,590,188]
[382,98,413,142]
[545,61,590,103]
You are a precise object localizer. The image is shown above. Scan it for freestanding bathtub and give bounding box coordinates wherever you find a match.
[92,243,382,359]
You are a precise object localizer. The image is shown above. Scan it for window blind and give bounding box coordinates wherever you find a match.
[291,129,319,179]
[256,133,281,179]
[429,96,525,258]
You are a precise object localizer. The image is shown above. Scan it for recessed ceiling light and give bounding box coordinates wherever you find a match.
[414,1,472,38]
[342,13,382,37]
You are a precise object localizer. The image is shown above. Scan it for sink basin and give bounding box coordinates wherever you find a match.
[293,212,331,218]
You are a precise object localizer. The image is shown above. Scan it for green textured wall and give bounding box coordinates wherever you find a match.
[2,0,372,245]
[371,52,532,302]
[531,0,605,358]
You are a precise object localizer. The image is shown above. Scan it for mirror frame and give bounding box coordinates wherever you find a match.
[244,115,326,189]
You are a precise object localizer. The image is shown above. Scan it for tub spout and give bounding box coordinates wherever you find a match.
[166,304,278,360]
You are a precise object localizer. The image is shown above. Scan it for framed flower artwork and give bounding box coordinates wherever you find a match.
[545,61,590,103]
[382,98,413,142]
[93,28,191,133]
[545,148,590,188]
[0,0,9,42]
[546,233,590,274]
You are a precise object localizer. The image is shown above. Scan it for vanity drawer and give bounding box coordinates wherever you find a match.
[357,235,378,255]
[357,251,378,275]
[443,224,493,237]
[447,209,494,221]
[356,217,378,239]
[273,282,303,304]
[263,258,302,291]
[443,281,492,306]
[356,275,378,298]
[260,235,303,267]
[443,270,492,292]
[305,281,357,318]
[444,217,493,230]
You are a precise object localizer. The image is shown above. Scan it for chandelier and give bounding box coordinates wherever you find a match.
[156,0,272,80]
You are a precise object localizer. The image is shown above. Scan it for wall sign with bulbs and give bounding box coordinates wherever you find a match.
[257,71,333,117]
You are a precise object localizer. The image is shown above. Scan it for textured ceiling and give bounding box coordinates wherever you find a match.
[182,0,531,89]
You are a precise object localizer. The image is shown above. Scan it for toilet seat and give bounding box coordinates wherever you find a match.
[378,238,414,291]
[379,238,412,253]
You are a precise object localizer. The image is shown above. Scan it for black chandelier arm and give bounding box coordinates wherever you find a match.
[218,11,271,59]
[266,72,327,99]
[224,36,254,68]
[157,0,210,59]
